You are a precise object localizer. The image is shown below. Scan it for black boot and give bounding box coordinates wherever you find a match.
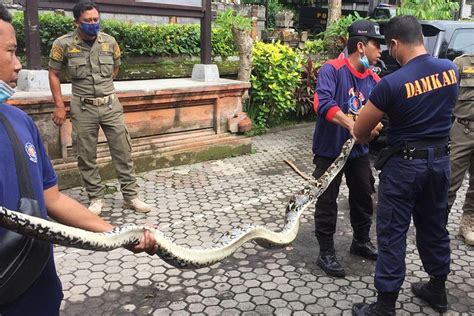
[412,275,448,313]
[352,292,398,316]
[350,238,378,261]
[317,249,346,277]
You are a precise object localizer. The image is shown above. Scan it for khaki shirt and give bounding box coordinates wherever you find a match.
[453,54,474,120]
[48,29,121,98]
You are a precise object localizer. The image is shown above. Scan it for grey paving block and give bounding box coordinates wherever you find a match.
[55,124,473,315]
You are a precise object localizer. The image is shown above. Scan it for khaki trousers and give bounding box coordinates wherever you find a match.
[448,119,474,214]
[70,95,137,200]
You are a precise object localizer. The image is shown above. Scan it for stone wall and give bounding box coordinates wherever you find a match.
[9,78,251,189]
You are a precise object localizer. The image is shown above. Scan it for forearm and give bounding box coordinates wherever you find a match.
[353,102,385,144]
[44,185,158,255]
[112,66,119,80]
[354,128,372,144]
[330,110,354,131]
[44,186,113,232]
[48,70,65,108]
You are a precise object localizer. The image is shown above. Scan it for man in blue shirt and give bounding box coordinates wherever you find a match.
[312,20,383,277]
[0,6,158,315]
[352,15,458,315]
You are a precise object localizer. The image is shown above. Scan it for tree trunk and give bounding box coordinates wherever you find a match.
[232,26,254,82]
[327,0,342,27]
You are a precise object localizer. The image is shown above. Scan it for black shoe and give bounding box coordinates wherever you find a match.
[352,302,395,316]
[350,239,378,261]
[317,250,346,277]
[352,292,398,316]
[412,278,448,313]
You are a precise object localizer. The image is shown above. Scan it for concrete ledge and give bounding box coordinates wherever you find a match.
[11,78,249,100]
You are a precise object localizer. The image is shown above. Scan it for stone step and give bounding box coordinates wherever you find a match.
[131,132,248,158]
[64,128,219,159]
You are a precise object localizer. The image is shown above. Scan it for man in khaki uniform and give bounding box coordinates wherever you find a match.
[448,54,474,245]
[48,2,151,215]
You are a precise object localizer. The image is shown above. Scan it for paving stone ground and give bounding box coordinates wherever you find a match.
[58,123,474,315]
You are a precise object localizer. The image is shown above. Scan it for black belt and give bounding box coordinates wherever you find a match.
[456,117,471,125]
[393,137,450,160]
[396,145,449,160]
[398,137,448,148]
[456,117,474,129]
[375,138,449,169]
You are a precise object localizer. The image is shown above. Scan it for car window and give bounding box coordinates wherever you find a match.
[421,24,442,56]
[373,8,391,19]
[423,33,439,56]
[446,29,474,60]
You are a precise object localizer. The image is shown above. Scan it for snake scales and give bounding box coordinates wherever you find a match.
[0,138,355,269]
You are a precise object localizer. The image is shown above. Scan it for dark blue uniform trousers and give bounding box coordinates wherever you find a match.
[375,152,451,293]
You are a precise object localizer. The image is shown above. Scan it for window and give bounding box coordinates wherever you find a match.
[446,29,474,61]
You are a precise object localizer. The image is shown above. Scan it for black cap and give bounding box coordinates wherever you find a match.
[348,20,384,42]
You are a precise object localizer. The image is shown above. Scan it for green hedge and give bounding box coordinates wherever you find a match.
[248,41,303,132]
[12,12,236,58]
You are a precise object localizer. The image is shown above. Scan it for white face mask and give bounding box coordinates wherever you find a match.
[0,80,15,104]
[389,40,401,66]
[360,53,370,69]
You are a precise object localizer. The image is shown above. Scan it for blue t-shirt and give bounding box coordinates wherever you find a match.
[370,54,459,145]
[313,58,380,158]
[0,104,63,315]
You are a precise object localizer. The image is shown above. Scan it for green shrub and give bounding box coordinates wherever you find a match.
[212,9,253,58]
[214,8,252,31]
[13,12,74,56]
[212,27,236,57]
[295,57,320,118]
[398,0,459,20]
[12,12,236,58]
[320,13,364,57]
[249,41,302,131]
[11,12,24,52]
[302,38,325,55]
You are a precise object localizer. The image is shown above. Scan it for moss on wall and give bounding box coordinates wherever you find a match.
[56,141,252,190]
[29,56,239,81]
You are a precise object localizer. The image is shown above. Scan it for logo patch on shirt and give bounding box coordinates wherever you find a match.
[114,45,121,59]
[25,142,37,163]
[68,46,81,54]
[462,66,474,74]
[50,44,64,62]
[347,88,366,115]
[101,43,110,52]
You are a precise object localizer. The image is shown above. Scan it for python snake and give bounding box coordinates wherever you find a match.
[0,138,355,269]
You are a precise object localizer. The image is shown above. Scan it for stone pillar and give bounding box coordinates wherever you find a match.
[191,64,220,81]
